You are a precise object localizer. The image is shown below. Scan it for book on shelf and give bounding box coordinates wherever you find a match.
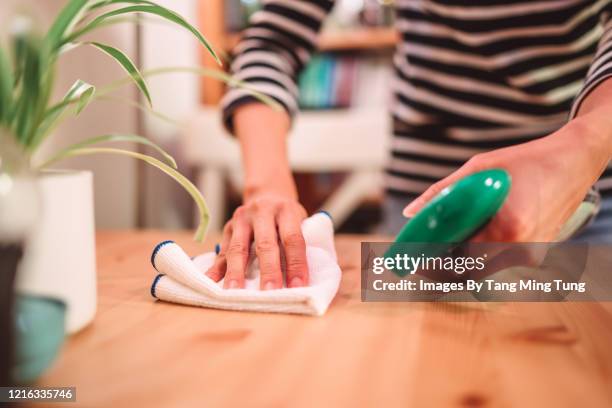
[299,54,353,110]
[297,53,391,110]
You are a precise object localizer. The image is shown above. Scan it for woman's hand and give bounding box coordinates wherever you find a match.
[205,192,309,290]
[403,115,610,242]
[209,103,309,289]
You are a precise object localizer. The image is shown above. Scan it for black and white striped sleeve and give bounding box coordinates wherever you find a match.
[221,0,335,133]
[570,2,612,118]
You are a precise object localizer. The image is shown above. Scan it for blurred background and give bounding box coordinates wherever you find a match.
[0,0,398,234]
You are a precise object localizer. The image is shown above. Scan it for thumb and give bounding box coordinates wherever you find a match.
[402,167,476,217]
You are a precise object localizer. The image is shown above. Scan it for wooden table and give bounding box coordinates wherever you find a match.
[36,231,612,408]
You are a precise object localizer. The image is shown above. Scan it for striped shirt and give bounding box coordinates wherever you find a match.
[222,0,612,196]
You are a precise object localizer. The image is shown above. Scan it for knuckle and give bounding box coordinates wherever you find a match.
[252,197,281,213]
[428,182,444,196]
[468,153,485,164]
[468,153,481,163]
[466,153,491,170]
[251,198,267,212]
[255,238,277,254]
[227,241,249,257]
[280,202,307,220]
[286,256,307,273]
[297,208,307,219]
[279,200,295,212]
[499,212,529,241]
[233,206,246,219]
[283,232,305,251]
[503,227,522,242]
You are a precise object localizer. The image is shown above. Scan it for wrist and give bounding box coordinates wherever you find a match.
[548,115,612,186]
[573,78,612,158]
[567,112,612,159]
[244,173,297,202]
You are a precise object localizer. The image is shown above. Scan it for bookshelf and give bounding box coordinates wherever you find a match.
[198,0,397,105]
[225,28,399,53]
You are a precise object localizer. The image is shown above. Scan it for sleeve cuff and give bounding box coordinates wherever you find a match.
[221,85,298,136]
[569,66,612,119]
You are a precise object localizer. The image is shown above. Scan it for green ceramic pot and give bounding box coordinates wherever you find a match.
[12,295,66,384]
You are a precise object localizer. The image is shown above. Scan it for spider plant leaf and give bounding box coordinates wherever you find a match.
[58,41,82,56]
[97,66,284,112]
[11,33,27,86]
[97,95,181,126]
[88,0,158,10]
[40,133,177,169]
[41,147,209,242]
[29,80,96,149]
[69,4,221,65]
[89,42,152,106]
[12,33,45,145]
[68,15,156,42]
[45,0,90,50]
[75,85,96,114]
[50,80,96,117]
[0,47,14,123]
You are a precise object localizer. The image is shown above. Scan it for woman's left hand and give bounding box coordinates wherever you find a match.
[402,116,610,242]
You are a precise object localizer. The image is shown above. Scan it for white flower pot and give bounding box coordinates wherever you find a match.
[16,170,97,334]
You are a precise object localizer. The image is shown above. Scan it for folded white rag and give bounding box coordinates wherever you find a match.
[150,212,342,316]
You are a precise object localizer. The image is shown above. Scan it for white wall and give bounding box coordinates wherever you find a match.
[1,0,139,228]
[140,0,203,229]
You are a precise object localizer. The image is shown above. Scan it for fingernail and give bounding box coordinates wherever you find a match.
[227,280,239,289]
[264,281,276,291]
[403,203,418,217]
[215,243,221,255]
[289,276,303,288]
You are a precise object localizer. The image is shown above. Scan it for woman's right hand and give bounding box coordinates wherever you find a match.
[213,103,306,290]
[205,192,309,290]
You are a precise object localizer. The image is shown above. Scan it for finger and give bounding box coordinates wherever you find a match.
[470,220,505,243]
[470,206,526,243]
[223,216,253,289]
[465,214,521,272]
[277,209,308,288]
[205,223,232,282]
[252,214,283,290]
[402,167,475,217]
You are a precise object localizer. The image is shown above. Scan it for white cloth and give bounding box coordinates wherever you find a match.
[150,213,342,316]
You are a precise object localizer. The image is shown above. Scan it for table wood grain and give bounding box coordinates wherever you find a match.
[34,231,612,408]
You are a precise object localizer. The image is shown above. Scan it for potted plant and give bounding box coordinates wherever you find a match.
[0,0,275,334]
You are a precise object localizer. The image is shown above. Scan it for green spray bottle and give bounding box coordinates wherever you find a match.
[385,169,511,276]
[385,168,600,276]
